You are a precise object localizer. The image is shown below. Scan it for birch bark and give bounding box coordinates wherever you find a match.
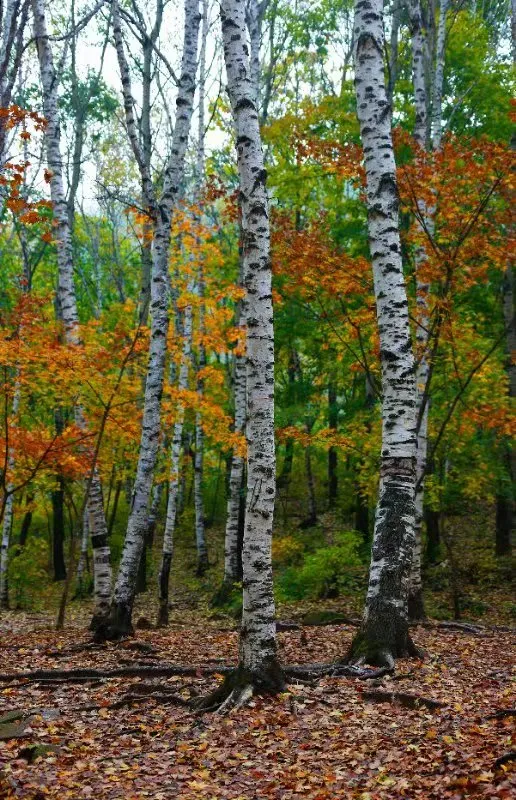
[347,0,418,667]
[430,0,448,151]
[407,0,448,617]
[202,0,284,707]
[157,294,193,627]
[193,0,209,578]
[0,381,20,608]
[222,317,246,588]
[406,0,430,619]
[103,0,201,639]
[31,0,112,626]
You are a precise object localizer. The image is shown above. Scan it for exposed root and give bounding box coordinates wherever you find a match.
[487,708,516,720]
[346,629,423,668]
[194,661,285,714]
[361,689,446,710]
[285,663,393,681]
[0,664,232,685]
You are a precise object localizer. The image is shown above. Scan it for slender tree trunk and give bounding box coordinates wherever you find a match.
[303,422,317,526]
[328,381,338,507]
[222,351,246,588]
[32,0,112,626]
[222,210,247,590]
[51,480,67,582]
[0,364,21,608]
[102,0,201,639]
[430,0,448,151]
[407,0,431,620]
[76,506,90,595]
[193,0,209,577]
[18,494,33,547]
[158,298,193,626]
[495,262,515,556]
[205,0,284,706]
[347,0,418,668]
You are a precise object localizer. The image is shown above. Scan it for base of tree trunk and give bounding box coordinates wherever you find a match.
[196,552,209,577]
[346,624,421,669]
[92,602,134,641]
[194,659,285,713]
[408,589,427,622]
[156,601,169,628]
[88,606,111,634]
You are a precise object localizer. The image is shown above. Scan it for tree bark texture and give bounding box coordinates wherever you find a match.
[32,0,112,624]
[348,0,418,667]
[107,0,201,639]
[220,0,283,691]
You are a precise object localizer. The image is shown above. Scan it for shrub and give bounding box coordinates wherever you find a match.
[7,538,49,610]
[277,531,365,601]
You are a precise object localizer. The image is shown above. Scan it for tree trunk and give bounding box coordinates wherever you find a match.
[347,0,418,668]
[102,0,201,640]
[0,372,21,608]
[157,298,193,626]
[407,0,431,620]
[208,0,284,703]
[51,477,67,582]
[222,212,247,589]
[193,0,209,578]
[302,423,317,526]
[430,0,448,151]
[18,495,33,547]
[328,381,338,508]
[32,0,112,626]
[76,506,90,595]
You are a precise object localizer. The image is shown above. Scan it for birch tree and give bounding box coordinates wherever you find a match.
[193,0,209,578]
[198,0,284,711]
[346,0,418,668]
[406,0,448,618]
[0,0,29,167]
[31,0,112,627]
[0,380,21,608]
[100,0,201,640]
[157,289,193,627]
[406,0,430,620]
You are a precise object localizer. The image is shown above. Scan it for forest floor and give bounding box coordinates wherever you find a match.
[0,600,514,800]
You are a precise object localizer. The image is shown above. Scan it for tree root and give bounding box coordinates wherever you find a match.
[486,708,516,720]
[83,691,190,711]
[284,663,393,681]
[414,620,515,636]
[0,664,232,685]
[193,661,286,714]
[361,689,446,710]
[0,660,399,687]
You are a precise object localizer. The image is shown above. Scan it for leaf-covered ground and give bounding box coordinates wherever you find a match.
[0,610,514,800]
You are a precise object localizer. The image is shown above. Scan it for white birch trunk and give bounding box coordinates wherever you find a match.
[193,0,209,578]
[0,381,21,608]
[407,0,430,619]
[348,0,418,667]
[430,0,448,151]
[223,340,246,587]
[219,0,283,690]
[157,297,193,626]
[108,0,200,638]
[76,505,90,592]
[31,0,112,625]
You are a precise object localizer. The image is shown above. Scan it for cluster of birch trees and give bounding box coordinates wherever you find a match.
[0,0,513,702]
